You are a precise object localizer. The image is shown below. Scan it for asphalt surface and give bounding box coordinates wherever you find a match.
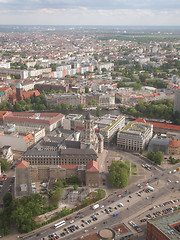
[20,165,180,240]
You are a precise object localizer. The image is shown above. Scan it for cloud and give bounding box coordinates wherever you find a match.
[1,0,180,11]
[0,0,180,25]
[0,7,180,26]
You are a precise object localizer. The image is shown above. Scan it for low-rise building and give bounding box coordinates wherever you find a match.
[117,121,153,151]
[168,139,180,155]
[148,134,169,154]
[63,114,83,130]
[148,132,180,155]
[3,112,64,132]
[146,211,180,240]
[0,125,45,151]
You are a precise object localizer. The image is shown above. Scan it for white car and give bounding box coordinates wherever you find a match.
[175,181,179,183]
[84,229,88,233]
[129,221,136,227]
[168,171,172,174]
[70,220,74,224]
[173,170,177,173]
[167,179,171,182]
[101,205,104,208]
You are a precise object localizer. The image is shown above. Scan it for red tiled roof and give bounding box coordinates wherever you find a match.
[135,119,180,131]
[169,140,180,147]
[86,160,99,172]
[0,111,10,120]
[4,112,64,125]
[59,165,78,169]
[135,118,147,123]
[23,90,40,99]
[23,133,34,143]
[0,87,12,93]
[75,126,84,131]
[149,122,180,131]
[16,160,29,168]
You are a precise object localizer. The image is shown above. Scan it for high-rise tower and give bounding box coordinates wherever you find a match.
[173,88,180,114]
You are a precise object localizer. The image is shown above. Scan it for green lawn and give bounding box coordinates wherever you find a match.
[131,164,137,175]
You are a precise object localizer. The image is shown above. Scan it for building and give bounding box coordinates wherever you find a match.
[148,134,169,154]
[0,146,13,163]
[9,82,40,104]
[117,121,153,151]
[3,112,64,132]
[146,211,180,240]
[23,146,97,166]
[173,88,180,114]
[63,114,83,130]
[135,119,180,134]
[45,93,80,107]
[99,94,115,106]
[95,114,125,144]
[168,140,180,155]
[74,223,133,240]
[0,125,45,151]
[86,160,100,187]
[15,160,32,198]
[79,113,104,154]
[15,158,100,193]
[0,68,28,79]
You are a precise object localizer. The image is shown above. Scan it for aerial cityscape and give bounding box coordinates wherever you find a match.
[0,2,180,240]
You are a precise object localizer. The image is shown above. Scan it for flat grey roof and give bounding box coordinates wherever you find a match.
[148,211,180,240]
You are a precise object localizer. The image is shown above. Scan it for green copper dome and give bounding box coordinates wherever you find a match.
[16,82,23,89]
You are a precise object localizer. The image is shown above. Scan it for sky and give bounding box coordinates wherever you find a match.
[0,0,180,26]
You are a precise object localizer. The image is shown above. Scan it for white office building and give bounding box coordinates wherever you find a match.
[117,122,153,151]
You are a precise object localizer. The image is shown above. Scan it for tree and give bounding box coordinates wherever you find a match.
[77,104,83,110]
[92,99,98,106]
[73,184,78,191]
[60,207,71,217]
[85,86,89,93]
[13,102,23,112]
[101,68,107,72]
[0,158,11,171]
[68,176,78,184]
[109,160,129,188]
[96,106,101,117]
[50,63,57,71]
[61,102,68,110]
[3,192,12,209]
[147,151,164,165]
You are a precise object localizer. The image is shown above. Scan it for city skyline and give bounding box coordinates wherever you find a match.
[0,0,180,26]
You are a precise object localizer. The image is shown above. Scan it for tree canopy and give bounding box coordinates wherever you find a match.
[109,160,130,188]
[147,151,164,165]
[0,158,11,171]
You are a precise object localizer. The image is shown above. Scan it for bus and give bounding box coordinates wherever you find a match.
[54,220,66,229]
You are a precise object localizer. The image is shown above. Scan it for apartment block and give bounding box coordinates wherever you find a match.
[95,114,125,144]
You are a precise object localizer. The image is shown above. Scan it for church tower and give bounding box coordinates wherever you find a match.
[84,113,96,145]
[16,82,23,101]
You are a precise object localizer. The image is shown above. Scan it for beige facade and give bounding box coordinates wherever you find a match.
[97,115,126,144]
[117,122,153,151]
